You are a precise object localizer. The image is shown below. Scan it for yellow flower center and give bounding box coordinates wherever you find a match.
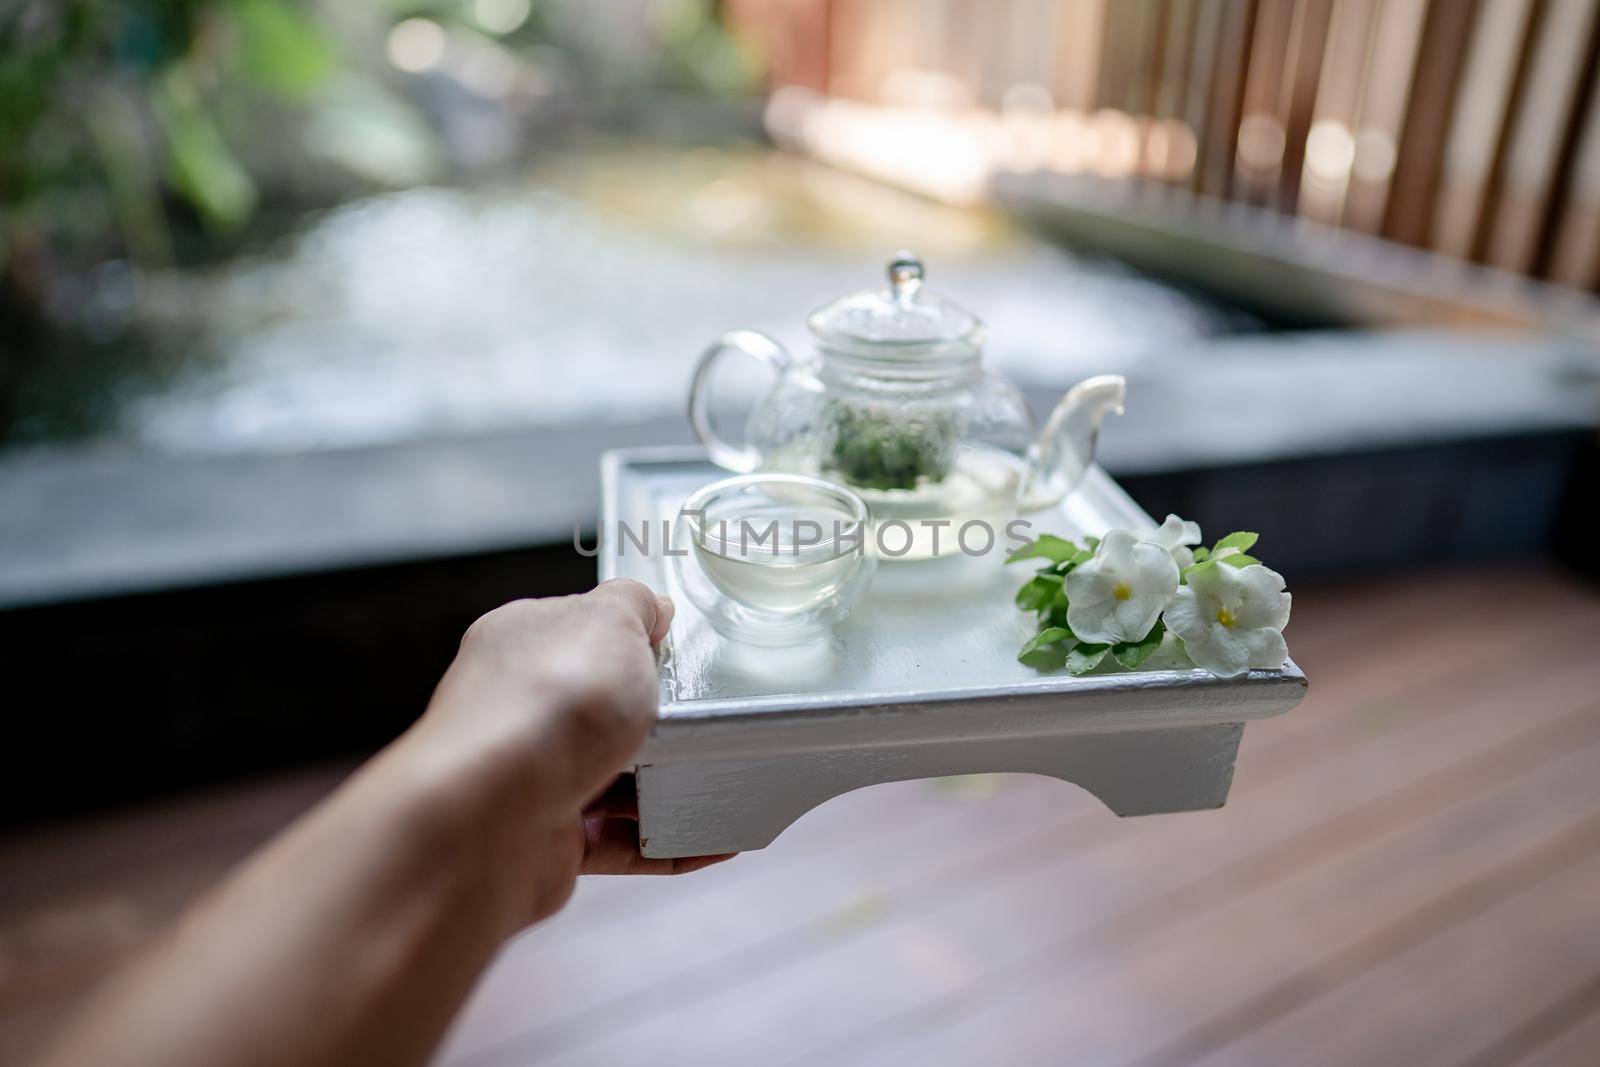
[1216,607,1237,628]
[1112,581,1133,601]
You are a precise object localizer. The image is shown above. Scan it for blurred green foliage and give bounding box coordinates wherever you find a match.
[232,0,337,99]
[651,0,758,96]
[0,0,352,440]
[0,0,763,443]
[2,0,340,260]
[1,0,759,278]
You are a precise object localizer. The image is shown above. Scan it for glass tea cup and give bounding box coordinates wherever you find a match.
[670,474,876,646]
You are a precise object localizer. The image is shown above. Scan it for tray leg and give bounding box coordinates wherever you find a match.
[635,723,1245,858]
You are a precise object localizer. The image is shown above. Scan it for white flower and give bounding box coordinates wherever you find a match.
[1165,562,1291,678]
[1152,513,1204,569]
[1064,529,1179,645]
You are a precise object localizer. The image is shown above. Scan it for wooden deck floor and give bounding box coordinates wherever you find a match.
[3,565,1599,1066]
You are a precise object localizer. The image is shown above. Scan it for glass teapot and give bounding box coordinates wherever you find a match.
[688,253,1126,560]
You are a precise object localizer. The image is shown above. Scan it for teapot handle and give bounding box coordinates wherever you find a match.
[688,330,791,473]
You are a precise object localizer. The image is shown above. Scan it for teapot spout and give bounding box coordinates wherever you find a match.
[1020,374,1127,512]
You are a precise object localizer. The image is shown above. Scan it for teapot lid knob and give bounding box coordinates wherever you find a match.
[806,252,982,353]
[887,251,924,304]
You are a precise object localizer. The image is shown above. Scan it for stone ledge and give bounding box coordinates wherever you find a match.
[1,329,1595,611]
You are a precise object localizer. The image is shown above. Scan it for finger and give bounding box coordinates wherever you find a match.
[651,595,675,645]
[582,774,639,819]
[665,853,737,874]
[588,579,666,643]
[580,817,737,875]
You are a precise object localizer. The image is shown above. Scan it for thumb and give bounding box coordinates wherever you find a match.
[589,579,673,645]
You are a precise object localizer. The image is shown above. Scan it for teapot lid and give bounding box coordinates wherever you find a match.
[807,252,984,358]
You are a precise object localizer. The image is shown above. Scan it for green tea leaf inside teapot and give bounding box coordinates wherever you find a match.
[827,403,955,491]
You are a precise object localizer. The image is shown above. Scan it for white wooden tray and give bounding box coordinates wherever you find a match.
[601,447,1307,857]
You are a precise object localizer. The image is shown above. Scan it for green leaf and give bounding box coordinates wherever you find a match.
[1044,547,1093,577]
[1220,552,1261,568]
[1038,585,1071,629]
[230,0,338,101]
[1213,531,1259,554]
[1018,644,1067,670]
[1084,536,1101,551]
[1019,627,1074,658]
[1014,572,1063,611]
[1007,534,1080,565]
[153,71,257,230]
[1191,546,1210,563]
[1113,619,1165,669]
[1018,627,1075,670]
[1066,643,1109,675]
[1182,558,1218,585]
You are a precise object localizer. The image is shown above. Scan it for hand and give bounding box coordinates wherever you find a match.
[389,579,731,934]
[36,580,733,1067]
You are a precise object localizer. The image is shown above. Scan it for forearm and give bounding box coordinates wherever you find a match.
[39,736,529,1067]
[39,583,676,1067]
